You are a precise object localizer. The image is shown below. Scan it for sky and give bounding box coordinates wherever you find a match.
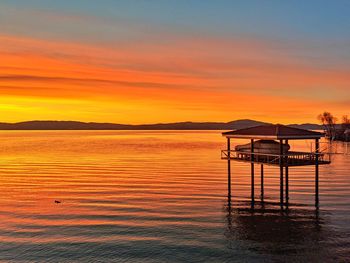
[0,0,349,124]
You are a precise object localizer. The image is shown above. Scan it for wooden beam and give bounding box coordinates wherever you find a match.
[315,138,319,208]
[251,139,255,207]
[285,140,289,207]
[227,137,231,204]
[261,164,264,202]
[279,139,284,208]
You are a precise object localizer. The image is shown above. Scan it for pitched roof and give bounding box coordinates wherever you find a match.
[222,124,324,139]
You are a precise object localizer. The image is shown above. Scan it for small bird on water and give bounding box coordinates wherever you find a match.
[54,200,61,204]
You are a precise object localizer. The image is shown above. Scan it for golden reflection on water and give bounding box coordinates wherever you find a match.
[0,131,349,261]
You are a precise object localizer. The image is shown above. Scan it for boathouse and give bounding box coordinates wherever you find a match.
[222,124,331,208]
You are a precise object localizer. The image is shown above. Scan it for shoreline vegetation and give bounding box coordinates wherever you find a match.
[0,119,323,131]
[318,112,350,142]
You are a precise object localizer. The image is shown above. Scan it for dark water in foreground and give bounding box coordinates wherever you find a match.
[0,131,349,262]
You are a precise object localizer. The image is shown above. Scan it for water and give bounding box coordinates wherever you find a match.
[0,131,349,262]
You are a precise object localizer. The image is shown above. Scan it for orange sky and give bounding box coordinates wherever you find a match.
[0,3,349,124]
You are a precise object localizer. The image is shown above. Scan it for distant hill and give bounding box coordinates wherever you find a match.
[0,119,323,130]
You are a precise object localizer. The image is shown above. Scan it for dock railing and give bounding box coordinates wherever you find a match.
[221,150,331,166]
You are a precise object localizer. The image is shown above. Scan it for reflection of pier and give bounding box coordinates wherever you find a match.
[226,201,322,244]
[224,200,332,261]
[222,124,331,208]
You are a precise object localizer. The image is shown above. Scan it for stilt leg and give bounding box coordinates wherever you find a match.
[251,139,255,209]
[285,165,289,207]
[228,159,231,205]
[280,165,283,208]
[227,138,231,205]
[279,140,284,209]
[261,164,264,202]
[251,162,254,208]
[315,139,319,208]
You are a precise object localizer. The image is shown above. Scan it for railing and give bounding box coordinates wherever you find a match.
[221,150,331,165]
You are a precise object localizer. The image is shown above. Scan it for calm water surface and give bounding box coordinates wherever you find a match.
[0,131,349,262]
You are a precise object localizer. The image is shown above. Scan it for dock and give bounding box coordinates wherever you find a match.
[222,124,331,209]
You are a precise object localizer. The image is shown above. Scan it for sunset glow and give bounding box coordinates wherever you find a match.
[1,2,350,261]
[1,1,349,124]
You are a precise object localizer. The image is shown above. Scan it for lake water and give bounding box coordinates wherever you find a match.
[0,131,349,262]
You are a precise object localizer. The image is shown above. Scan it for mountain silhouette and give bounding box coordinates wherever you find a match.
[0,119,322,130]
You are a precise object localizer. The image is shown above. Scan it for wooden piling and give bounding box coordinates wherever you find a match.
[261,164,264,202]
[279,139,284,208]
[315,138,319,207]
[251,139,255,207]
[285,139,289,207]
[227,137,231,204]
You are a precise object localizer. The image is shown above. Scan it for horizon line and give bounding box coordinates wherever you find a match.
[0,119,322,126]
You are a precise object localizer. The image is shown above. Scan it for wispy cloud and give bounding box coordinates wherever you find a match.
[0,2,349,124]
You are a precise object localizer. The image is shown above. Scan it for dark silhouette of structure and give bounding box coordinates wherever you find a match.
[222,124,331,209]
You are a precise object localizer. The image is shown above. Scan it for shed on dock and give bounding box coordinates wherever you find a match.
[222,124,330,208]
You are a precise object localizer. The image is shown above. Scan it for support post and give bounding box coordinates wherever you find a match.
[260,164,264,202]
[285,139,289,207]
[251,139,255,207]
[279,139,284,208]
[315,138,319,208]
[227,137,231,204]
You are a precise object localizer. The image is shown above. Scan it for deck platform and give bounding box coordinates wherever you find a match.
[221,150,331,167]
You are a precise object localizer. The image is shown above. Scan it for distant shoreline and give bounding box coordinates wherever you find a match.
[0,119,323,131]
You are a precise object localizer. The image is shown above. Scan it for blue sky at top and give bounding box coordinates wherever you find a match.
[2,0,350,41]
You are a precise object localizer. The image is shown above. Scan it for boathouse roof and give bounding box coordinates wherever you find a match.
[222,124,324,140]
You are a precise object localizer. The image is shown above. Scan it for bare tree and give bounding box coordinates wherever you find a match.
[342,115,350,123]
[342,115,350,130]
[317,112,337,139]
